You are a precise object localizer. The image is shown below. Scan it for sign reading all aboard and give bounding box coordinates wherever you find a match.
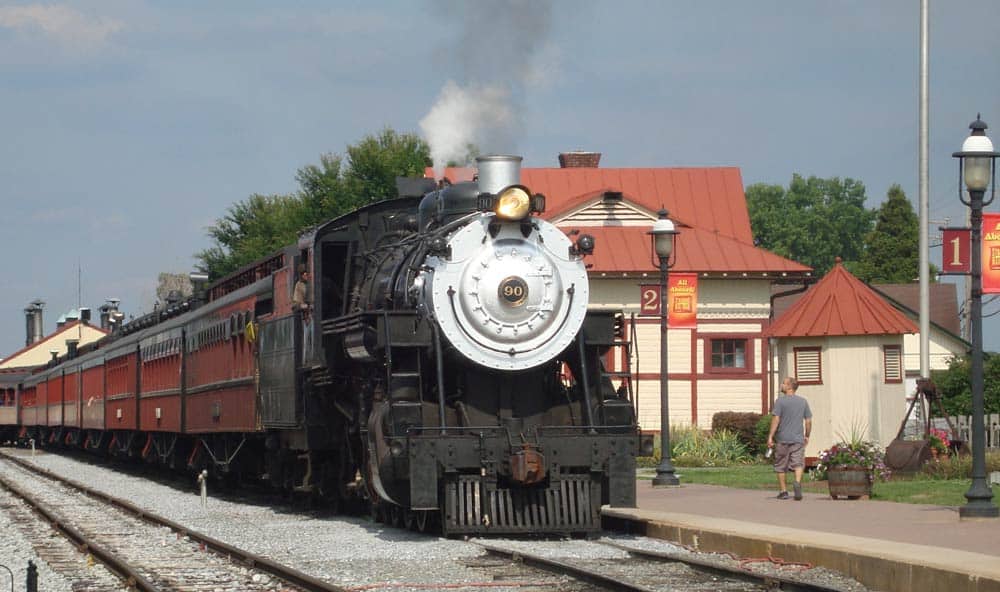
[984,213,1000,293]
[639,273,698,327]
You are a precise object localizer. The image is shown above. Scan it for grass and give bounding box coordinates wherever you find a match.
[639,462,999,506]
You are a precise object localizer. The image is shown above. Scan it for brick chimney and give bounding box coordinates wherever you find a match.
[558,151,601,168]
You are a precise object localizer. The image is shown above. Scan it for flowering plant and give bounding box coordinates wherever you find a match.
[928,428,951,455]
[814,440,891,481]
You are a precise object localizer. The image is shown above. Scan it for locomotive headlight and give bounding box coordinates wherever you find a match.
[494,185,532,221]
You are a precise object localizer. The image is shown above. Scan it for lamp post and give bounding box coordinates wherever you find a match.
[953,114,1000,519]
[650,209,680,487]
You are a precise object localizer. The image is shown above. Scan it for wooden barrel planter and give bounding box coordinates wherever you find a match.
[827,466,872,499]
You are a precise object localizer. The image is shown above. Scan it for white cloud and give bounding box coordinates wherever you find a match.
[0,4,123,48]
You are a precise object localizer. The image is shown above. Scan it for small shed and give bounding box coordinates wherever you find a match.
[765,259,918,457]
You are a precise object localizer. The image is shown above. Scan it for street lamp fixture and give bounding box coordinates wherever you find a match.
[649,209,680,487]
[953,114,999,519]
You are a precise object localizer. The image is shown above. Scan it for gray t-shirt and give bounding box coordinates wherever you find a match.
[772,394,812,444]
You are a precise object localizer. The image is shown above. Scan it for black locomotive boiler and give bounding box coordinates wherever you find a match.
[308,155,646,534]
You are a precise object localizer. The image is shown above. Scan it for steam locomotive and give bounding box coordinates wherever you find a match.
[1,155,647,535]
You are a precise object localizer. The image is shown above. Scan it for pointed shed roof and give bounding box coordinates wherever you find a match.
[766,259,918,337]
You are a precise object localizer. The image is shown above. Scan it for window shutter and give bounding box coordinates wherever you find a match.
[794,347,822,384]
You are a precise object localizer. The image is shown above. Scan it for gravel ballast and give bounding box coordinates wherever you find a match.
[1,449,873,591]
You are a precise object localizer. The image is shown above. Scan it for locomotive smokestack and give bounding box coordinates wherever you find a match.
[476,155,522,195]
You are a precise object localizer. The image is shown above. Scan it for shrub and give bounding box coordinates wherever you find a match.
[754,415,773,455]
[672,426,752,467]
[918,450,1000,480]
[636,426,752,468]
[711,412,764,455]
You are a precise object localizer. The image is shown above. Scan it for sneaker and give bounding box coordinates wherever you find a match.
[793,482,803,501]
[776,491,789,500]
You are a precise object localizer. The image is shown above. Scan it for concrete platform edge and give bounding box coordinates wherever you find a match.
[602,508,1000,592]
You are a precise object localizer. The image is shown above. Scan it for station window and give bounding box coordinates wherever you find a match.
[708,338,749,373]
[794,347,822,385]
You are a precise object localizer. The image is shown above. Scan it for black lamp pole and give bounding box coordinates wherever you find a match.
[954,115,999,519]
[650,209,680,487]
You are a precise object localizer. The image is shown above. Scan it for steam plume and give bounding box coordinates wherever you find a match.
[420,0,553,175]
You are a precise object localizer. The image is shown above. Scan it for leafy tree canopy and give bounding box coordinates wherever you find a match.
[196,128,431,279]
[856,184,920,283]
[747,174,875,275]
[931,355,1000,416]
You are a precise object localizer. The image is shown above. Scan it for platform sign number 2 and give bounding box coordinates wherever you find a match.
[640,285,661,316]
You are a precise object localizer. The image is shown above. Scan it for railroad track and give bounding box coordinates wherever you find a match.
[474,539,855,592]
[0,452,349,592]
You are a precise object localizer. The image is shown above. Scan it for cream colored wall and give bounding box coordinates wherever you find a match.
[0,325,106,369]
[696,379,762,429]
[774,335,906,458]
[635,378,692,432]
[588,277,771,318]
[901,330,966,374]
[591,278,774,431]
[631,324,691,374]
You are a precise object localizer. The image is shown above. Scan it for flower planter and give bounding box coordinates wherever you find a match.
[827,466,872,500]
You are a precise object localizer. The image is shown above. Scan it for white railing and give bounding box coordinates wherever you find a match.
[929,414,1000,449]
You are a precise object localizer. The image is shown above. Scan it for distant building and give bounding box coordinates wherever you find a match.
[766,261,918,455]
[773,282,968,396]
[0,311,108,371]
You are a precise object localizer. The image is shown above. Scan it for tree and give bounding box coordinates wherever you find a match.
[196,193,313,278]
[196,128,432,279]
[931,355,1000,416]
[342,128,431,207]
[747,175,875,275]
[856,184,920,283]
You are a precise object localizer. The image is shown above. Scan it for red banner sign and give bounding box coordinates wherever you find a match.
[668,273,698,327]
[983,214,1000,293]
[941,227,971,273]
[639,274,698,327]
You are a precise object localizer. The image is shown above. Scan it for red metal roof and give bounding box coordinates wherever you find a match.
[576,225,811,274]
[523,167,753,242]
[427,166,754,242]
[425,165,810,275]
[766,260,918,337]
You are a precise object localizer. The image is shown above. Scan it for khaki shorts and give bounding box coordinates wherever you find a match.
[773,442,805,472]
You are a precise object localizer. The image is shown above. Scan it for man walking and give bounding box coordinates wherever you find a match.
[767,376,812,500]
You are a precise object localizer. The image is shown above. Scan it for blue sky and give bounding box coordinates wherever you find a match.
[1,0,998,357]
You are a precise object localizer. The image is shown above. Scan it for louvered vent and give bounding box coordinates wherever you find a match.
[883,346,902,383]
[794,347,822,384]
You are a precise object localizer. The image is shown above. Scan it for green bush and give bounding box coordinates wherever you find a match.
[670,426,752,467]
[711,412,764,455]
[917,450,1000,480]
[754,415,773,454]
[638,425,755,468]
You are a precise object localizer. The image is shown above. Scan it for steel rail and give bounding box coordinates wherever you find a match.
[474,542,659,592]
[599,541,848,592]
[0,472,158,591]
[0,452,350,592]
